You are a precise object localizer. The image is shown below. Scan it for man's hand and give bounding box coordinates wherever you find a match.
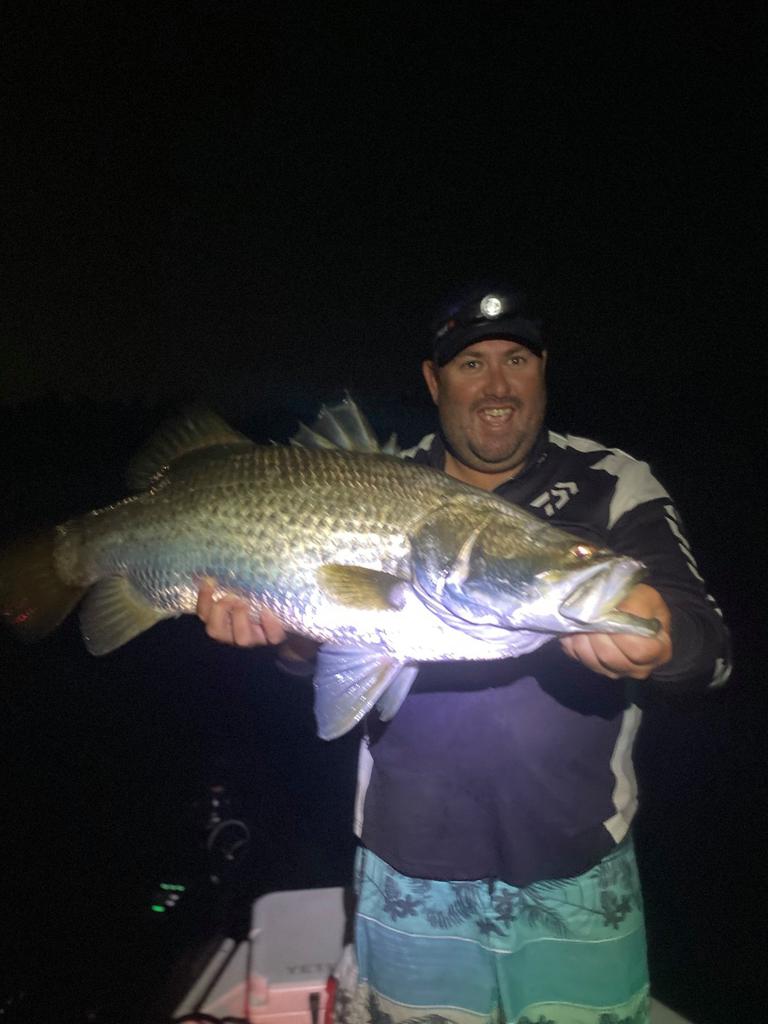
[195,580,319,665]
[559,583,672,680]
[196,580,287,647]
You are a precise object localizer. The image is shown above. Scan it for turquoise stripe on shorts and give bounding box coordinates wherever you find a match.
[347,840,650,1024]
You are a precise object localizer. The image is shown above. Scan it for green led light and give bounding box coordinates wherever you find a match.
[159,883,186,892]
[150,904,166,912]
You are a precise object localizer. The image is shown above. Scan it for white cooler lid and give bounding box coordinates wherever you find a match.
[250,886,347,986]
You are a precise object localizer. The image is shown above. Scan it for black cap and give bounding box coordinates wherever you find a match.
[429,280,545,366]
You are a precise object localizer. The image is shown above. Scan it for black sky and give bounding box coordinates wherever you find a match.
[4,4,762,412]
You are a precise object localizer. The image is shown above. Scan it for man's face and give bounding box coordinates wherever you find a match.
[422,338,548,487]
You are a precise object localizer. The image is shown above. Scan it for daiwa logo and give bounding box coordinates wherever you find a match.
[530,481,578,517]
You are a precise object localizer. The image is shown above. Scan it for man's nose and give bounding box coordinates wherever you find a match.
[483,361,514,395]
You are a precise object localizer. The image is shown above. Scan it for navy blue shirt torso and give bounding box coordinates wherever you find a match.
[358,430,730,885]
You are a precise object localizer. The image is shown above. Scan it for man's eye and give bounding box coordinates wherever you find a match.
[461,359,480,369]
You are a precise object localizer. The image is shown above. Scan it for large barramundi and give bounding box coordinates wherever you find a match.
[0,398,658,738]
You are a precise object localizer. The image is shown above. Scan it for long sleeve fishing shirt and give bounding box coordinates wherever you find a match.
[354,427,731,886]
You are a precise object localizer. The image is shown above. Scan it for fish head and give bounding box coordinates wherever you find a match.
[509,548,657,636]
[411,499,659,638]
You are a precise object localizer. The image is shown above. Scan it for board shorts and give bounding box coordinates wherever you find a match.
[339,840,650,1024]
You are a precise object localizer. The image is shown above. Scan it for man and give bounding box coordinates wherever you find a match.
[198,281,730,1024]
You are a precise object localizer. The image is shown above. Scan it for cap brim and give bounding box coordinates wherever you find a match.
[434,319,544,365]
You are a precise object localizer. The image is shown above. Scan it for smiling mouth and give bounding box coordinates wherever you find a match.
[477,406,516,423]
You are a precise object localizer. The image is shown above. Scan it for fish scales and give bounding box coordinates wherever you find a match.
[1,399,659,738]
[57,445,460,643]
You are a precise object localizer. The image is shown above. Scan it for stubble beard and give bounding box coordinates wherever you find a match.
[443,400,546,477]
[467,433,529,469]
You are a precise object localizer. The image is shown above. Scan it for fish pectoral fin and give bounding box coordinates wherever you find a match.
[313,647,416,740]
[79,577,174,655]
[316,565,406,611]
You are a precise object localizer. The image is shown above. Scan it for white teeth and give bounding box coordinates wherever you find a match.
[481,408,511,418]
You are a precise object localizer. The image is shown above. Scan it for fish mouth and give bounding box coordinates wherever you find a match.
[558,557,658,636]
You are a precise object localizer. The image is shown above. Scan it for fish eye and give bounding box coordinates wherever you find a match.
[570,543,594,560]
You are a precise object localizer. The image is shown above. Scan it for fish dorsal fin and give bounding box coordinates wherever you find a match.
[312,646,418,739]
[316,565,407,610]
[289,393,399,455]
[127,408,254,490]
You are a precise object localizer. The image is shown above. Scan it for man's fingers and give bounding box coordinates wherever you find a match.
[230,603,264,647]
[560,584,673,681]
[196,582,287,648]
[259,607,288,645]
[610,630,670,666]
[201,594,254,645]
[560,635,622,678]
[196,580,216,620]
[560,631,671,680]
[204,597,236,642]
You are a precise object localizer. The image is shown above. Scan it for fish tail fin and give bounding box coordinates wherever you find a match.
[0,530,87,642]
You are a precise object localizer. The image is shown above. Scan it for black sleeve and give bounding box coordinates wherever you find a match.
[608,493,731,693]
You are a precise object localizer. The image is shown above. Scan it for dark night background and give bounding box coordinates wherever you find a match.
[1,5,765,1023]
